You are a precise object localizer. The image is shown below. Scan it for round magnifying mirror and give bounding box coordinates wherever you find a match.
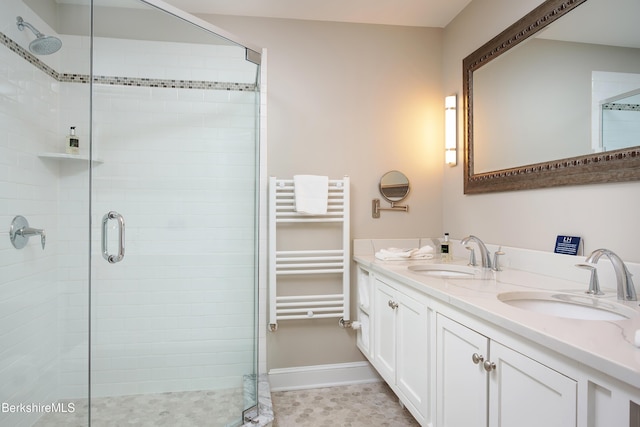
[379,170,410,203]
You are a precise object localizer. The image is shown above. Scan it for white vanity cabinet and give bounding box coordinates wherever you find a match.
[353,243,640,427]
[436,314,577,427]
[361,272,432,426]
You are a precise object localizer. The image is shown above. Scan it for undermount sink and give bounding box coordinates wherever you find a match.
[407,264,481,278]
[498,291,638,321]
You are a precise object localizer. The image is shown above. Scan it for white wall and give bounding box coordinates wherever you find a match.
[442,0,640,263]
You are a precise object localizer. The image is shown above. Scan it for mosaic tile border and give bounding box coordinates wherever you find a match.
[91,75,254,91]
[1,32,59,79]
[1,31,256,92]
[602,103,640,112]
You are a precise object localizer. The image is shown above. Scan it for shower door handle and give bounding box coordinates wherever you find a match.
[102,211,125,263]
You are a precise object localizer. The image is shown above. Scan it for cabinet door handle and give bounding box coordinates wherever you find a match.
[483,360,496,372]
[472,353,484,364]
[388,300,399,309]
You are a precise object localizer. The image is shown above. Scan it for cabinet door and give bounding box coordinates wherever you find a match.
[396,291,431,424]
[488,341,577,427]
[373,279,397,384]
[436,314,489,427]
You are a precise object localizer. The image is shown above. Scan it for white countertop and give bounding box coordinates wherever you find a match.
[353,251,640,390]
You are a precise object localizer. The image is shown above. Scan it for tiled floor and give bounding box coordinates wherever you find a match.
[271,382,420,427]
[33,388,244,427]
[31,381,415,427]
[32,374,273,427]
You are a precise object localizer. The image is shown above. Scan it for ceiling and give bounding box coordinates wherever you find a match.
[160,0,473,28]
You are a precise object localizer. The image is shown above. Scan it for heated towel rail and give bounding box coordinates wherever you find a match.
[268,176,350,331]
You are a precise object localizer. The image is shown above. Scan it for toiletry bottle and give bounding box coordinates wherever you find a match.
[66,126,79,155]
[441,232,451,262]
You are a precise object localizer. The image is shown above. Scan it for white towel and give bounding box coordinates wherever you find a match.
[412,245,435,259]
[375,245,435,261]
[294,175,329,214]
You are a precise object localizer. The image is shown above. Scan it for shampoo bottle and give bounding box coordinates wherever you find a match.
[440,232,451,262]
[66,126,79,155]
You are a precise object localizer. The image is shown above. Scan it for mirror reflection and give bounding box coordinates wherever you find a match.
[601,88,640,152]
[472,0,640,174]
[379,170,410,202]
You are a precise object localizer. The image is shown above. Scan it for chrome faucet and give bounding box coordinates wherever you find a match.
[584,249,637,301]
[460,235,492,269]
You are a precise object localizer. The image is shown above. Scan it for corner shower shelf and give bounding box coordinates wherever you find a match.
[38,152,103,164]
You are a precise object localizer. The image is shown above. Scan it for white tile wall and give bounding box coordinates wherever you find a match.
[0,29,63,427]
[602,92,640,151]
[86,82,257,397]
[82,37,259,397]
[92,37,257,84]
[1,6,261,422]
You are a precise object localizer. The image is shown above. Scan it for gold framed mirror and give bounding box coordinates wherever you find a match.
[463,0,640,194]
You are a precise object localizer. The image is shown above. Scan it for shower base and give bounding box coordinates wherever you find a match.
[32,374,273,427]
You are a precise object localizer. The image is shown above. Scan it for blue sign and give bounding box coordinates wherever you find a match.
[554,235,581,256]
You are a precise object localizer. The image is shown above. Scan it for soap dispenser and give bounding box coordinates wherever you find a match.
[66,126,79,155]
[441,232,452,262]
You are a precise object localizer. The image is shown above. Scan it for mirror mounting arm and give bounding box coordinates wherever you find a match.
[372,199,409,218]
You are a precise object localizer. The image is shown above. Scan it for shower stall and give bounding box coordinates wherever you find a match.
[1,0,262,426]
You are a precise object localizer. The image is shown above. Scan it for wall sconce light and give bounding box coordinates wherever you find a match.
[445,94,457,166]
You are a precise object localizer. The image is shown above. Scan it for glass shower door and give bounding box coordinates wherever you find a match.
[90,1,260,425]
[1,0,259,425]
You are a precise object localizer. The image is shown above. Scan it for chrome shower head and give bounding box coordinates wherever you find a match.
[28,35,62,55]
[16,16,62,55]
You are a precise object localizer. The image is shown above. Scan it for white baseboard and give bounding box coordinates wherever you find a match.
[267,361,381,392]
